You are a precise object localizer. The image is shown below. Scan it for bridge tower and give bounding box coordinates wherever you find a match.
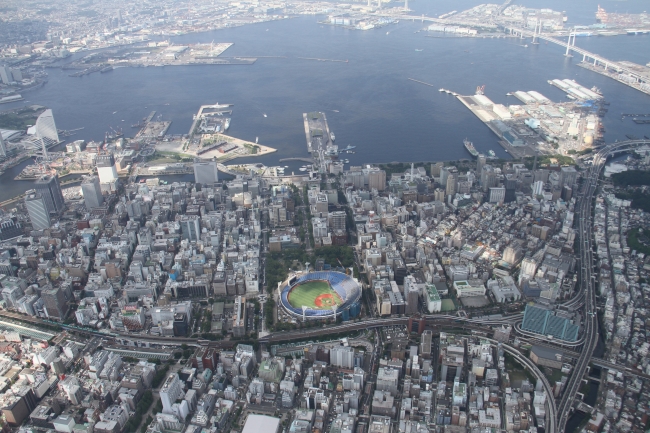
[532,19,540,45]
[404,0,409,11]
[564,31,576,57]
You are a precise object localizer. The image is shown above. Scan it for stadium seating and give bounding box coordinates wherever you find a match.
[280,271,362,318]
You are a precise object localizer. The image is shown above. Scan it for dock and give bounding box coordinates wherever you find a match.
[302,111,334,173]
[547,79,603,101]
[455,94,531,158]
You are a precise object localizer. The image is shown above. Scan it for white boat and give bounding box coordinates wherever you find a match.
[224,118,231,131]
[299,167,307,172]
[263,113,267,118]
[255,137,259,143]
[330,132,336,141]
[439,88,445,92]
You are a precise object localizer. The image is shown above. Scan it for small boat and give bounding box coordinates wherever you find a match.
[299,167,307,172]
[386,31,390,35]
[263,113,267,118]
[415,49,423,52]
[506,92,512,96]
[439,88,445,92]
[488,150,496,157]
[255,137,259,144]
[224,118,231,131]
[332,110,339,113]
[113,111,118,114]
[330,132,336,141]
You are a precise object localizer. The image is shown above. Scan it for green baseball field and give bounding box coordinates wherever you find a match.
[287,280,344,310]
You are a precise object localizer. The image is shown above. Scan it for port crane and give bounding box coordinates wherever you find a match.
[476,85,485,95]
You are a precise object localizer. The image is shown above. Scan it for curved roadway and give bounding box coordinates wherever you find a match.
[556,139,649,432]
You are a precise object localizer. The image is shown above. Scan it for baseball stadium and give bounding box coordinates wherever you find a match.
[279,271,362,320]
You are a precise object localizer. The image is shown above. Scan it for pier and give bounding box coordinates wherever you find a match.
[455,94,534,158]
[303,111,333,173]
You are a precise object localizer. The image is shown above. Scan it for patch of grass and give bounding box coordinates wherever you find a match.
[441,299,456,312]
[288,281,343,310]
[522,154,575,169]
[627,228,650,255]
[543,368,564,385]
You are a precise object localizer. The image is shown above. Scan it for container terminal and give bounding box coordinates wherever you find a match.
[454,81,605,158]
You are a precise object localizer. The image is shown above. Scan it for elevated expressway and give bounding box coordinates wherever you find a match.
[555,140,649,432]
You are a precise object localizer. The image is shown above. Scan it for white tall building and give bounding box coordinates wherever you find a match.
[193,158,219,184]
[96,154,118,184]
[81,176,104,209]
[160,374,184,414]
[34,109,60,143]
[330,346,354,369]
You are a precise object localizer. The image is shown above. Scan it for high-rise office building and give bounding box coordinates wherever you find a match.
[445,170,458,196]
[180,215,201,242]
[160,374,184,414]
[25,191,51,230]
[0,218,23,241]
[477,154,486,175]
[41,287,68,320]
[34,175,65,214]
[193,158,219,185]
[81,176,104,209]
[560,166,578,188]
[0,66,11,85]
[96,154,118,184]
[368,169,386,191]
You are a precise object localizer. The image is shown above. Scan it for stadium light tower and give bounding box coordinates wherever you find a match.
[305,262,310,272]
[302,305,308,322]
[331,304,338,319]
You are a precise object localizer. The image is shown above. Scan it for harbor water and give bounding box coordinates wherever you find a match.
[0,0,649,202]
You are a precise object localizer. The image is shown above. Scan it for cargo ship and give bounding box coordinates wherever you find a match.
[463,139,479,158]
[224,118,231,131]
